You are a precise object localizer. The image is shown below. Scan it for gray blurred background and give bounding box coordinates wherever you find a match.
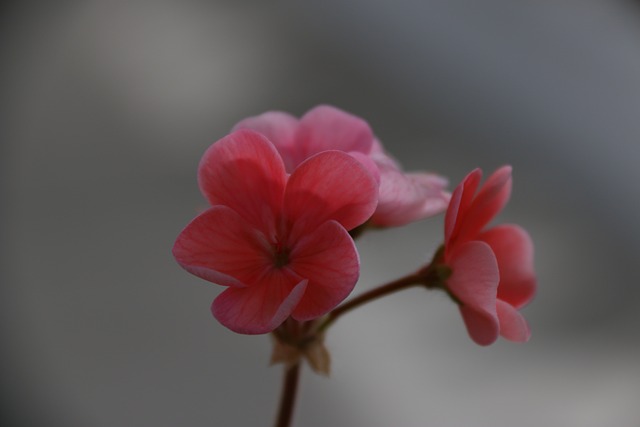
[2,1,640,426]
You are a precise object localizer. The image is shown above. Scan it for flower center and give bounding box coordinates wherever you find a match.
[273,242,291,268]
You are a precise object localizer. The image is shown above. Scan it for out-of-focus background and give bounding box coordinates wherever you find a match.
[2,1,640,426]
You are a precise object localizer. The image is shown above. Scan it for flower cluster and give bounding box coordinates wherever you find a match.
[173,105,536,347]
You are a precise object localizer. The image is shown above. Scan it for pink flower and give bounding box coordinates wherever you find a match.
[233,105,449,227]
[173,129,378,334]
[442,166,536,345]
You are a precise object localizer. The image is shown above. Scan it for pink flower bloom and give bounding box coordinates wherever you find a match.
[173,129,378,334]
[233,105,449,227]
[443,166,536,345]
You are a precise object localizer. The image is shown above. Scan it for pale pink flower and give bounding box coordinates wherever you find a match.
[443,166,536,345]
[233,105,449,227]
[173,129,378,334]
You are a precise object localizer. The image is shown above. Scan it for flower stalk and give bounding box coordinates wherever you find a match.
[316,245,446,334]
[316,272,422,333]
[274,362,301,427]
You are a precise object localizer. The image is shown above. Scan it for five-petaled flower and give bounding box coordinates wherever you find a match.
[442,166,536,345]
[233,105,450,227]
[173,129,378,334]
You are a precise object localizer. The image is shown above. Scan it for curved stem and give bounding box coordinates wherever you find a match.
[271,246,446,425]
[316,245,446,334]
[316,272,425,334]
[274,362,301,427]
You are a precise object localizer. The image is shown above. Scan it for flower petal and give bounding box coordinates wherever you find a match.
[293,105,374,165]
[197,129,286,233]
[370,139,396,161]
[459,305,500,346]
[457,168,483,221]
[284,151,378,233]
[172,206,272,287]
[446,240,500,345]
[496,299,531,342]
[445,168,482,249]
[348,151,381,184]
[372,166,450,227]
[212,277,308,334]
[289,220,360,321]
[444,184,463,247]
[479,224,536,308]
[458,165,512,240]
[231,111,299,172]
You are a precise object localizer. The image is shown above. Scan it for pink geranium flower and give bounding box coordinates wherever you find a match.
[443,166,536,345]
[173,129,378,334]
[233,105,450,227]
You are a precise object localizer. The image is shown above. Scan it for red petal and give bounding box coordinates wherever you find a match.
[197,129,286,233]
[457,169,483,222]
[444,184,463,248]
[459,306,500,346]
[231,111,299,172]
[348,151,381,184]
[496,299,531,342]
[289,220,360,321]
[284,151,378,233]
[445,169,481,251]
[172,206,272,287]
[457,165,512,240]
[446,241,500,345]
[212,278,308,334]
[479,224,536,308]
[293,105,374,165]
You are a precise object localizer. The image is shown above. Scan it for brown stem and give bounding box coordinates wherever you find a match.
[316,272,425,333]
[316,245,446,334]
[271,245,446,425]
[274,362,301,427]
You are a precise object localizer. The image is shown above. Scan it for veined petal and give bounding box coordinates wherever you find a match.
[172,206,272,287]
[445,169,482,250]
[284,151,378,233]
[446,240,500,345]
[197,129,286,233]
[496,299,531,342]
[457,168,483,222]
[348,151,381,184]
[458,165,512,240]
[410,171,449,189]
[294,105,374,164]
[212,277,308,334]
[372,167,450,227]
[445,185,463,248]
[479,224,536,308]
[289,220,360,321]
[231,111,299,172]
[459,306,500,346]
